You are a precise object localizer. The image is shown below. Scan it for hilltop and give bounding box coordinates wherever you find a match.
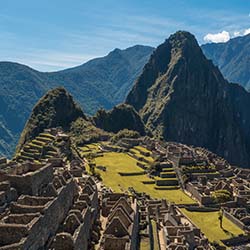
[16,87,85,152]
[126,31,250,167]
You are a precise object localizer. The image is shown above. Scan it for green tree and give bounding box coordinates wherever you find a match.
[218,210,224,229]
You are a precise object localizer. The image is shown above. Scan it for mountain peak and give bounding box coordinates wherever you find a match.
[126,31,250,167]
[167,31,203,60]
[16,87,85,153]
[93,103,146,135]
[109,48,122,55]
[169,30,197,44]
[126,31,210,111]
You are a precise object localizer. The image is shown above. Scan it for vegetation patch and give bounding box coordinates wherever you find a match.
[181,209,245,245]
[151,220,160,250]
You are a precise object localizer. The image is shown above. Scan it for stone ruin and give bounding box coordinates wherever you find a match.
[0,155,98,250]
[99,192,139,250]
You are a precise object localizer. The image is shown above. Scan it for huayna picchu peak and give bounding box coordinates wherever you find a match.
[126,31,250,168]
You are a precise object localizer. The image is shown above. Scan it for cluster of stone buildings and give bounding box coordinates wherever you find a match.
[162,205,210,249]
[131,139,250,247]
[0,129,145,250]
[135,193,210,249]
[163,143,250,237]
[3,128,250,249]
[0,132,99,250]
[99,192,138,250]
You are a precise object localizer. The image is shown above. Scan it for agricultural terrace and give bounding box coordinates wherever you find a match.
[181,209,245,246]
[129,147,154,164]
[94,151,195,205]
[78,143,101,157]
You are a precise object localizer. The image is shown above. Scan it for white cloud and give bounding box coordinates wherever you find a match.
[204,31,230,43]
[243,28,250,35]
[233,31,240,37]
[232,28,250,38]
[0,49,99,72]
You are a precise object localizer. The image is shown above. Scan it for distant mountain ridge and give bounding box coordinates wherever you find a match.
[126,31,250,168]
[0,62,50,157]
[48,45,154,113]
[0,45,154,157]
[202,34,250,90]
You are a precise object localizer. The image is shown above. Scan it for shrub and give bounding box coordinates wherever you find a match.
[111,129,140,142]
[212,189,231,204]
[70,118,110,146]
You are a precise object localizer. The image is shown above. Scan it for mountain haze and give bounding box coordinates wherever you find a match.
[126,31,250,167]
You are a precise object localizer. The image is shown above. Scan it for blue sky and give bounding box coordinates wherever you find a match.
[0,0,249,71]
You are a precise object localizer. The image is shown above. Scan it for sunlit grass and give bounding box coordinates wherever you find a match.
[95,152,195,204]
[181,209,245,245]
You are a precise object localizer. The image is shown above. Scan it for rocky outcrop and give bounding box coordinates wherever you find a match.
[93,104,146,135]
[16,87,85,152]
[126,31,250,167]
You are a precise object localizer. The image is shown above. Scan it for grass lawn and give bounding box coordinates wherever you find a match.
[140,237,150,250]
[181,209,244,244]
[151,220,160,250]
[95,152,195,204]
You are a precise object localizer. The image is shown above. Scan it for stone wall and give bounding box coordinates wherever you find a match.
[223,210,246,230]
[49,176,99,250]
[186,183,212,205]
[6,163,54,195]
[0,179,77,250]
